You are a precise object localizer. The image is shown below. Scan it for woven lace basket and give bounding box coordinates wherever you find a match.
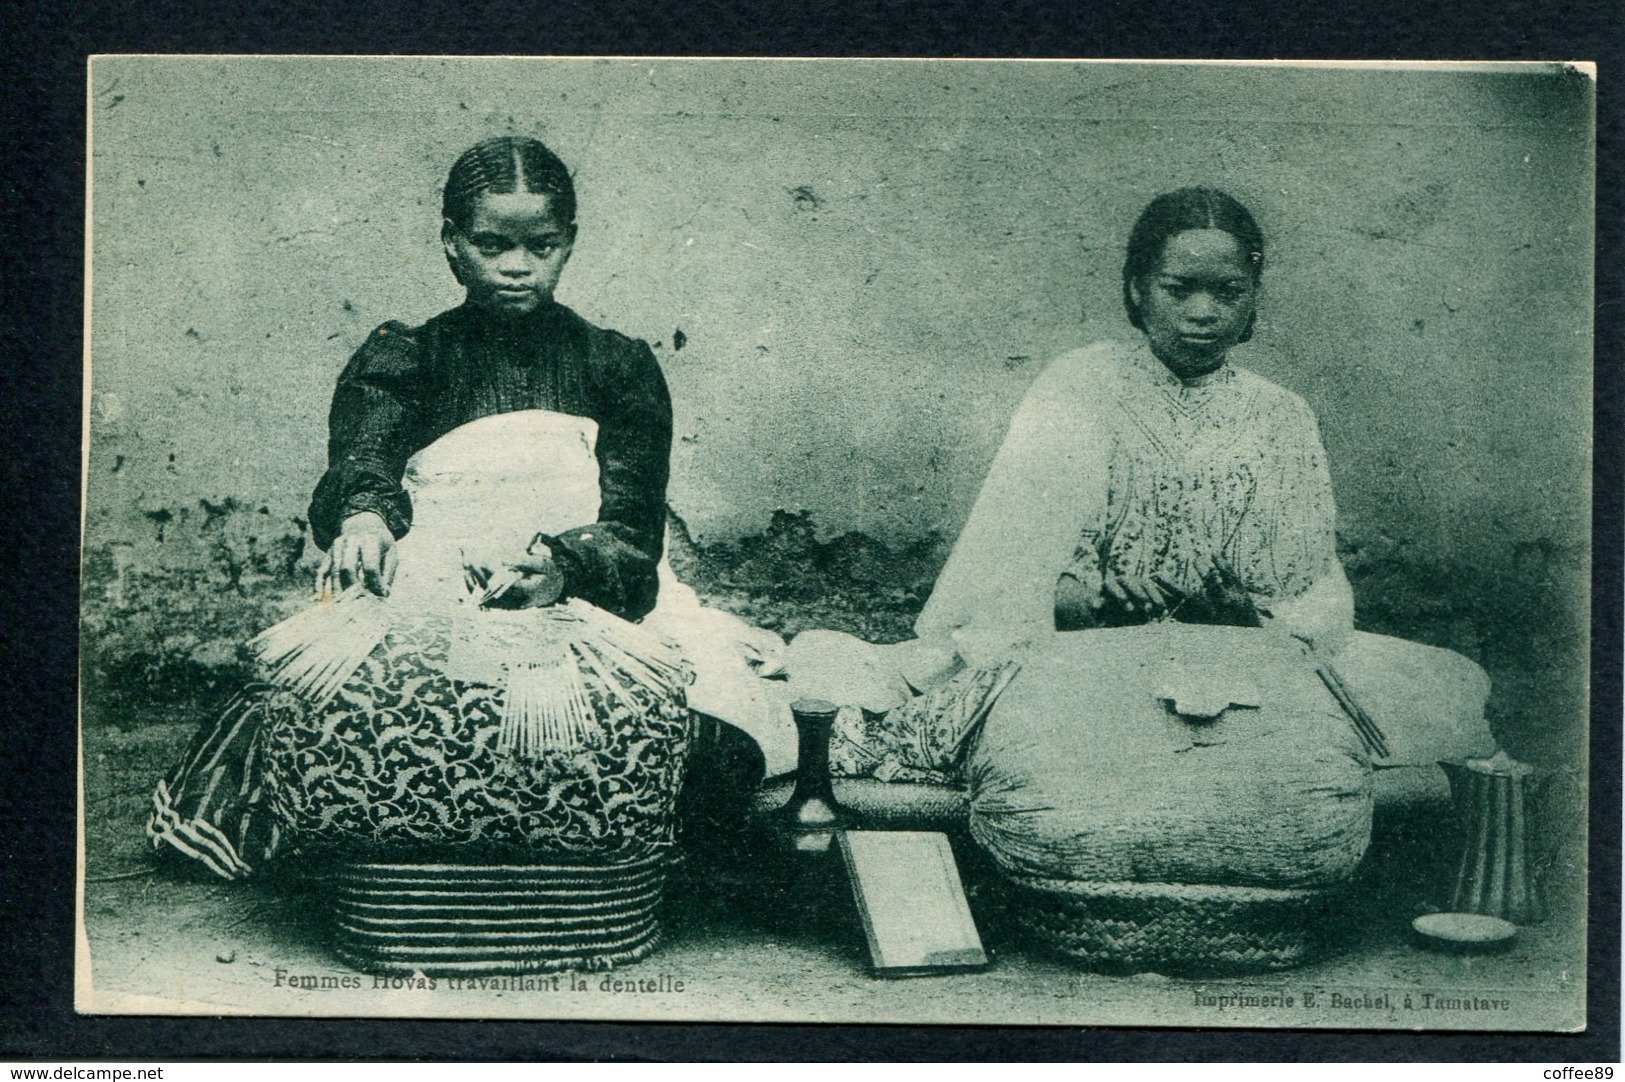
[320,851,675,976]
[1002,874,1340,973]
[256,603,694,977]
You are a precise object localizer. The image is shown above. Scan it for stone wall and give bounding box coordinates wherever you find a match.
[84,59,1593,766]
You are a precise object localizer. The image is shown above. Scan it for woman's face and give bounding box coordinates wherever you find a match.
[444,191,576,317]
[1131,228,1258,379]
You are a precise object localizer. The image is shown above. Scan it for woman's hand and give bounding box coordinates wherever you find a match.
[1201,557,1260,620]
[466,536,566,610]
[318,511,398,597]
[1102,573,1176,619]
[1057,569,1177,629]
[1166,555,1262,628]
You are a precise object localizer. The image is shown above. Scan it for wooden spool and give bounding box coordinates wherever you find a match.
[773,698,853,853]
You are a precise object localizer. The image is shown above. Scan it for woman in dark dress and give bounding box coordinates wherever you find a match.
[310,138,669,619]
[149,137,790,883]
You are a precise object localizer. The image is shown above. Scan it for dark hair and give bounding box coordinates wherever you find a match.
[442,136,577,231]
[1122,187,1264,342]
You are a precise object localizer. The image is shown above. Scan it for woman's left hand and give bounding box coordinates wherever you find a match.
[489,554,567,609]
[466,538,567,609]
[1167,555,1262,627]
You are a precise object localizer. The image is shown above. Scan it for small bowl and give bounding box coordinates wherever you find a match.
[1411,912,1518,953]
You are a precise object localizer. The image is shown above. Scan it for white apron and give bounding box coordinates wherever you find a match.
[388,409,797,776]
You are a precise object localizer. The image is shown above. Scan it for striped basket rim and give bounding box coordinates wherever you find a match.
[333,871,662,887]
[1000,874,1335,974]
[331,927,663,964]
[333,919,658,945]
[326,857,669,883]
[331,930,661,976]
[322,854,672,977]
[333,892,663,917]
[337,932,660,960]
[328,853,671,876]
[334,899,664,933]
[1005,876,1326,904]
[331,871,666,891]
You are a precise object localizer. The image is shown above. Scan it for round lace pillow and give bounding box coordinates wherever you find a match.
[967,625,1373,890]
[261,609,692,865]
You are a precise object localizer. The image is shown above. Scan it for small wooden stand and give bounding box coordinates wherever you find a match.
[774,698,851,853]
[766,701,987,976]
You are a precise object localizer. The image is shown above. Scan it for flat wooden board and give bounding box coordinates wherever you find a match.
[837,830,988,976]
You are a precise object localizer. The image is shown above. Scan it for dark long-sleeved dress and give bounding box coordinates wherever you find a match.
[147,300,696,881]
[310,299,673,620]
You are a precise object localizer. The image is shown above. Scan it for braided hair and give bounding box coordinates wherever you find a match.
[442,136,577,232]
[1122,188,1264,342]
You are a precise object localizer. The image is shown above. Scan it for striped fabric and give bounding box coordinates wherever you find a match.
[146,686,284,879]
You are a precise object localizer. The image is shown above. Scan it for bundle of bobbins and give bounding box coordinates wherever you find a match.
[321,851,675,976]
[1002,876,1339,974]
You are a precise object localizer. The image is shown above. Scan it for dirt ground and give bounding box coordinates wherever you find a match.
[79,719,1585,1029]
[75,507,1590,1029]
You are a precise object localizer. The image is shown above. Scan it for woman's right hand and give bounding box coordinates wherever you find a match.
[317,511,398,598]
[1098,572,1180,623]
[1057,570,1177,629]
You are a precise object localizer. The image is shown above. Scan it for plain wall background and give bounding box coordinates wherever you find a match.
[84,58,1593,759]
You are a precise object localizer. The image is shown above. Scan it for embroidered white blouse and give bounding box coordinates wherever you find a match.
[917,341,1354,660]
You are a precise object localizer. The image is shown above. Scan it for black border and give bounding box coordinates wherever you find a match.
[2,0,1618,1062]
